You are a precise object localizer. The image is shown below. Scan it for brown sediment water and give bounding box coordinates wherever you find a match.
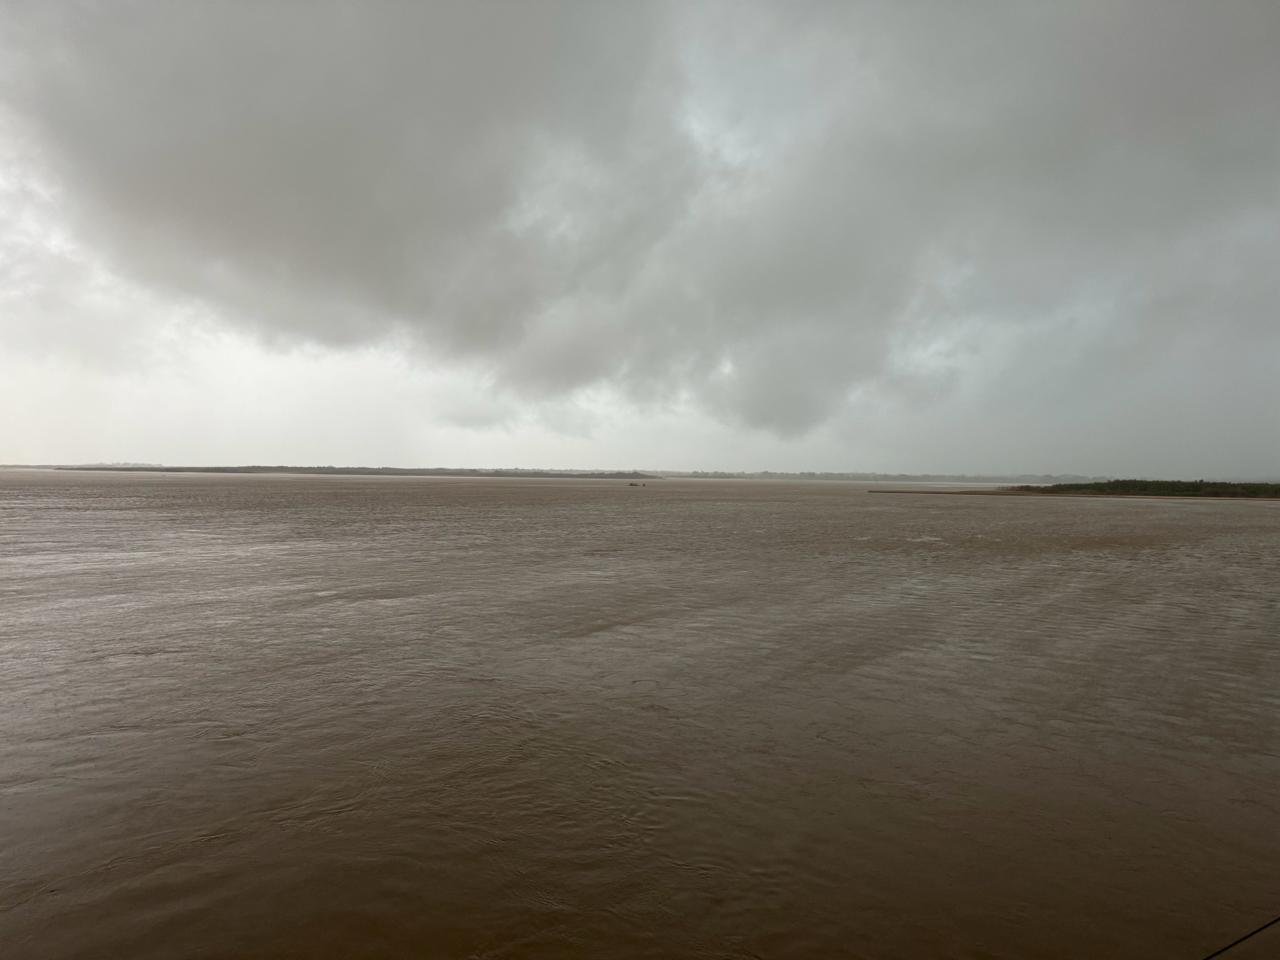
[1,469,1277,959]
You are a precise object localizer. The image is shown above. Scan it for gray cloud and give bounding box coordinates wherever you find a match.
[2,0,1278,468]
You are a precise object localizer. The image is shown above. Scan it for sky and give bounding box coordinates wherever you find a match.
[2,1,1277,476]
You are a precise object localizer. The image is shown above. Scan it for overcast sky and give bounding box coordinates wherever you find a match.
[2,1,1277,475]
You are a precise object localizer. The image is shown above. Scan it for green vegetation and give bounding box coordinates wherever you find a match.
[1008,479,1280,498]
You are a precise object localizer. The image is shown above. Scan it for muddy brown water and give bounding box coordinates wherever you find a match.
[2,469,1278,959]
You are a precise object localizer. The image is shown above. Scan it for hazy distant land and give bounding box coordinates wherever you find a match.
[3,464,1112,484]
[872,479,1280,499]
[34,464,660,481]
[663,470,1109,484]
[1007,479,1280,498]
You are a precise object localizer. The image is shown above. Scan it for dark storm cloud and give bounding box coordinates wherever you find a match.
[3,1,1279,441]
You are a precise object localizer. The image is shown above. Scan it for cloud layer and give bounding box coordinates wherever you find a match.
[2,1,1278,472]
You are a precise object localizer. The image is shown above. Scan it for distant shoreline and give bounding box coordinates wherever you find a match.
[870,490,1280,501]
[1,465,1111,485]
[1008,479,1280,499]
[32,465,661,481]
[871,481,1280,501]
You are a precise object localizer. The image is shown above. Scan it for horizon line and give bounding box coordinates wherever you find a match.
[7,463,1279,483]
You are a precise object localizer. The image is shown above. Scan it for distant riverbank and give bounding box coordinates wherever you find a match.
[871,479,1280,500]
[1007,479,1280,498]
[45,465,660,481]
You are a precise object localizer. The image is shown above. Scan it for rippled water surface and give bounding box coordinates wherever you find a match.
[2,469,1278,959]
